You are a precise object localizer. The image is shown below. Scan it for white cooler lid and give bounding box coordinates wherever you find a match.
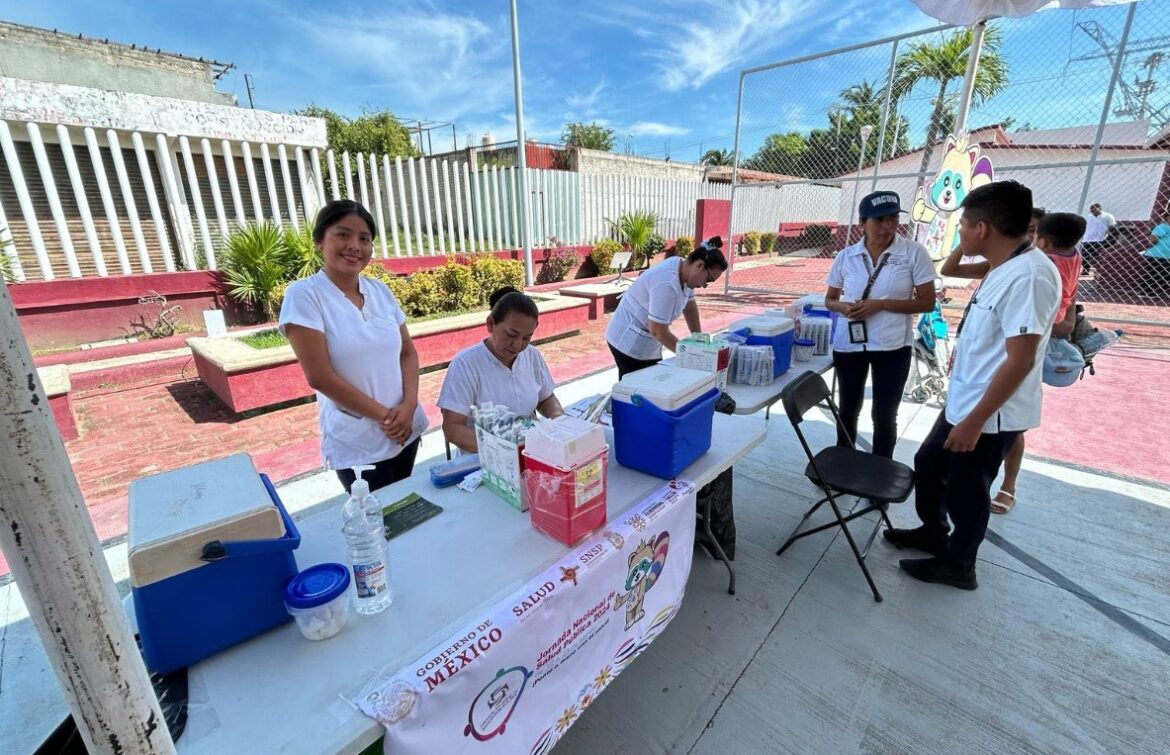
[612,365,716,410]
[128,453,285,587]
[728,315,794,336]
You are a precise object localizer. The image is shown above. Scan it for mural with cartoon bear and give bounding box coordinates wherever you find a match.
[614,532,669,630]
[912,133,995,263]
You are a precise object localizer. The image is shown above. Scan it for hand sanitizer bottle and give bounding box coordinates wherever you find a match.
[341,465,392,615]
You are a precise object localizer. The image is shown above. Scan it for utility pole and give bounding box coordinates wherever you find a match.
[0,284,175,754]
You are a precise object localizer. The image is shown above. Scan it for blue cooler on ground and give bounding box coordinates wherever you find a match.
[128,453,300,674]
[611,365,719,478]
[729,315,795,378]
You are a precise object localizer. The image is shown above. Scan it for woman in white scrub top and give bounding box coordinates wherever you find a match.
[280,200,428,493]
[438,288,564,453]
[605,242,729,378]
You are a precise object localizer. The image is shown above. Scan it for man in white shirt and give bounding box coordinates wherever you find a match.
[884,181,1060,590]
[1081,202,1116,274]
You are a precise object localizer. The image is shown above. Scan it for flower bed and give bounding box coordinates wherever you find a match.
[187,294,590,413]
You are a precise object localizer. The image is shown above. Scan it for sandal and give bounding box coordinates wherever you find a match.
[990,490,1017,515]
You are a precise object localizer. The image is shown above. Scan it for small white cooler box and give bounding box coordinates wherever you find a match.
[728,315,795,378]
[611,365,720,478]
[128,453,300,673]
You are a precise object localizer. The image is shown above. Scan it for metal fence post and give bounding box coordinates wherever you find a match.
[870,39,900,191]
[0,283,176,755]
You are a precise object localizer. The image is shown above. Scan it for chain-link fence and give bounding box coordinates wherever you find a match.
[726,0,1170,330]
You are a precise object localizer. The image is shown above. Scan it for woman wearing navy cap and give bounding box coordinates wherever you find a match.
[824,191,937,457]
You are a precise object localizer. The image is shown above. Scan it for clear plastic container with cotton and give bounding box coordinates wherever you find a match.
[341,465,393,615]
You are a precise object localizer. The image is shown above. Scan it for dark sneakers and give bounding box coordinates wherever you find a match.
[882,526,948,557]
[899,557,978,590]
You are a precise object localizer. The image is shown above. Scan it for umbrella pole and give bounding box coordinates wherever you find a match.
[0,283,175,754]
[954,19,987,135]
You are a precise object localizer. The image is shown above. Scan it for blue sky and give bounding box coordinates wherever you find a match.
[3,0,1167,160]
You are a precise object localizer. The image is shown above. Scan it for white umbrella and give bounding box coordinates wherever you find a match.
[910,0,1140,131]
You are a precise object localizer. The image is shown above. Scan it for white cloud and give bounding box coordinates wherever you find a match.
[290,4,513,123]
[627,121,691,137]
[565,81,607,112]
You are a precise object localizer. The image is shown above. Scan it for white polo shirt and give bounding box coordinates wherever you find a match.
[826,235,936,353]
[437,341,556,423]
[605,257,694,359]
[946,248,1061,433]
[279,272,429,470]
[1082,211,1116,243]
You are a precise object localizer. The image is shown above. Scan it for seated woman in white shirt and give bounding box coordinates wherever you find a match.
[438,288,564,453]
[824,191,936,458]
[605,240,729,378]
[279,199,428,493]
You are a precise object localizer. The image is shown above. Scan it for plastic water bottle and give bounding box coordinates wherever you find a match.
[1078,328,1121,358]
[341,465,392,615]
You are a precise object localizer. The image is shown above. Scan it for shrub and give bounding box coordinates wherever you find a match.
[360,261,398,286]
[468,254,524,304]
[397,270,444,318]
[760,232,778,255]
[610,210,659,268]
[643,233,667,264]
[538,245,580,283]
[280,223,322,280]
[590,238,623,274]
[742,231,762,255]
[673,235,694,257]
[803,224,834,248]
[433,261,477,312]
[221,223,287,321]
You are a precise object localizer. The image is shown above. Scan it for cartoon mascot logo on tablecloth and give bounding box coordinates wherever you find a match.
[614,532,669,630]
[912,133,995,263]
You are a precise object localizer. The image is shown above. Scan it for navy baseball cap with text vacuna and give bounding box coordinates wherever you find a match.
[858,191,905,219]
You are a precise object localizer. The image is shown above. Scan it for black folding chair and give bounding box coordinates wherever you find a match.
[777,371,914,602]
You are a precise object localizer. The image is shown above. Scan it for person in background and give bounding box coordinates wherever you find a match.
[1080,202,1116,275]
[824,191,936,458]
[605,241,728,378]
[439,287,564,453]
[280,199,428,493]
[886,181,1060,590]
[944,211,1085,514]
[1142,209,1170,298]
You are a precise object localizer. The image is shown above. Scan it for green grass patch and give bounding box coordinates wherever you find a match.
[239,329,289,349]
[405,306,482,324]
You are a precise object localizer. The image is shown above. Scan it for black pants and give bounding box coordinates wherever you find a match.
[1143,257,1170,297]
[1081,240,1107,272]
[609,343,661,379]
[335,438,421,494]
[913,414,1019,569]
[832,346,912,458]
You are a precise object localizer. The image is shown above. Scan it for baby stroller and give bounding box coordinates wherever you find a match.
[906,283,951,405]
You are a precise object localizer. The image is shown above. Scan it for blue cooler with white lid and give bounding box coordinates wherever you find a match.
[611,365,719,478]
[128,453,300,673]
[729,315,795,378]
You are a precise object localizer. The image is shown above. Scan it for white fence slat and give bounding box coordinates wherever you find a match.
[419,157,435,255]
[220,140,247,226]
[259,143,283,228]
[309,147,326,207]
[492,166,505,250]
[0,196,21,280]
[27,124,81,277]
[394,157,410,255]
[155,133,196,269]
[327,149,340,201]
[452,161,466,253]
[131,131,174,271]
[55,125,106,276]
[0,121,51,279]
[369,153,388,258]
[108,130,152,272]
[473,166,486,252]
[84,127,131,275]
[278,144,299,230]
[430,158,446,254]
[200,138,230,240]
[407,157,424,256]
[342,151,355,200]
[239,141,265,224]
[356,152,370,213]
[179,136,216,268]
[382,156,401,257]
[442,160,457,255]
[462,162,476,252]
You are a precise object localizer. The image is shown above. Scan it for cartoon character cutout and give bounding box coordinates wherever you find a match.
[911,133,994,264]
[614,532,669,630]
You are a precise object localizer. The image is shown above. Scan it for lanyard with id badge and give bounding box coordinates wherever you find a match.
[848,252,891,344]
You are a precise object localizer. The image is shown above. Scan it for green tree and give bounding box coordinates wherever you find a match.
[701,148,735,166]
[743,132,810,174]
[562,121,616,151]
[889,26,1008,176]
[295,105,419,158]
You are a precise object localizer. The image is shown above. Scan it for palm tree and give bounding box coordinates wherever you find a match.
[840,80,884,125]
[701,149,735,167]
[889,26,1008,176]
